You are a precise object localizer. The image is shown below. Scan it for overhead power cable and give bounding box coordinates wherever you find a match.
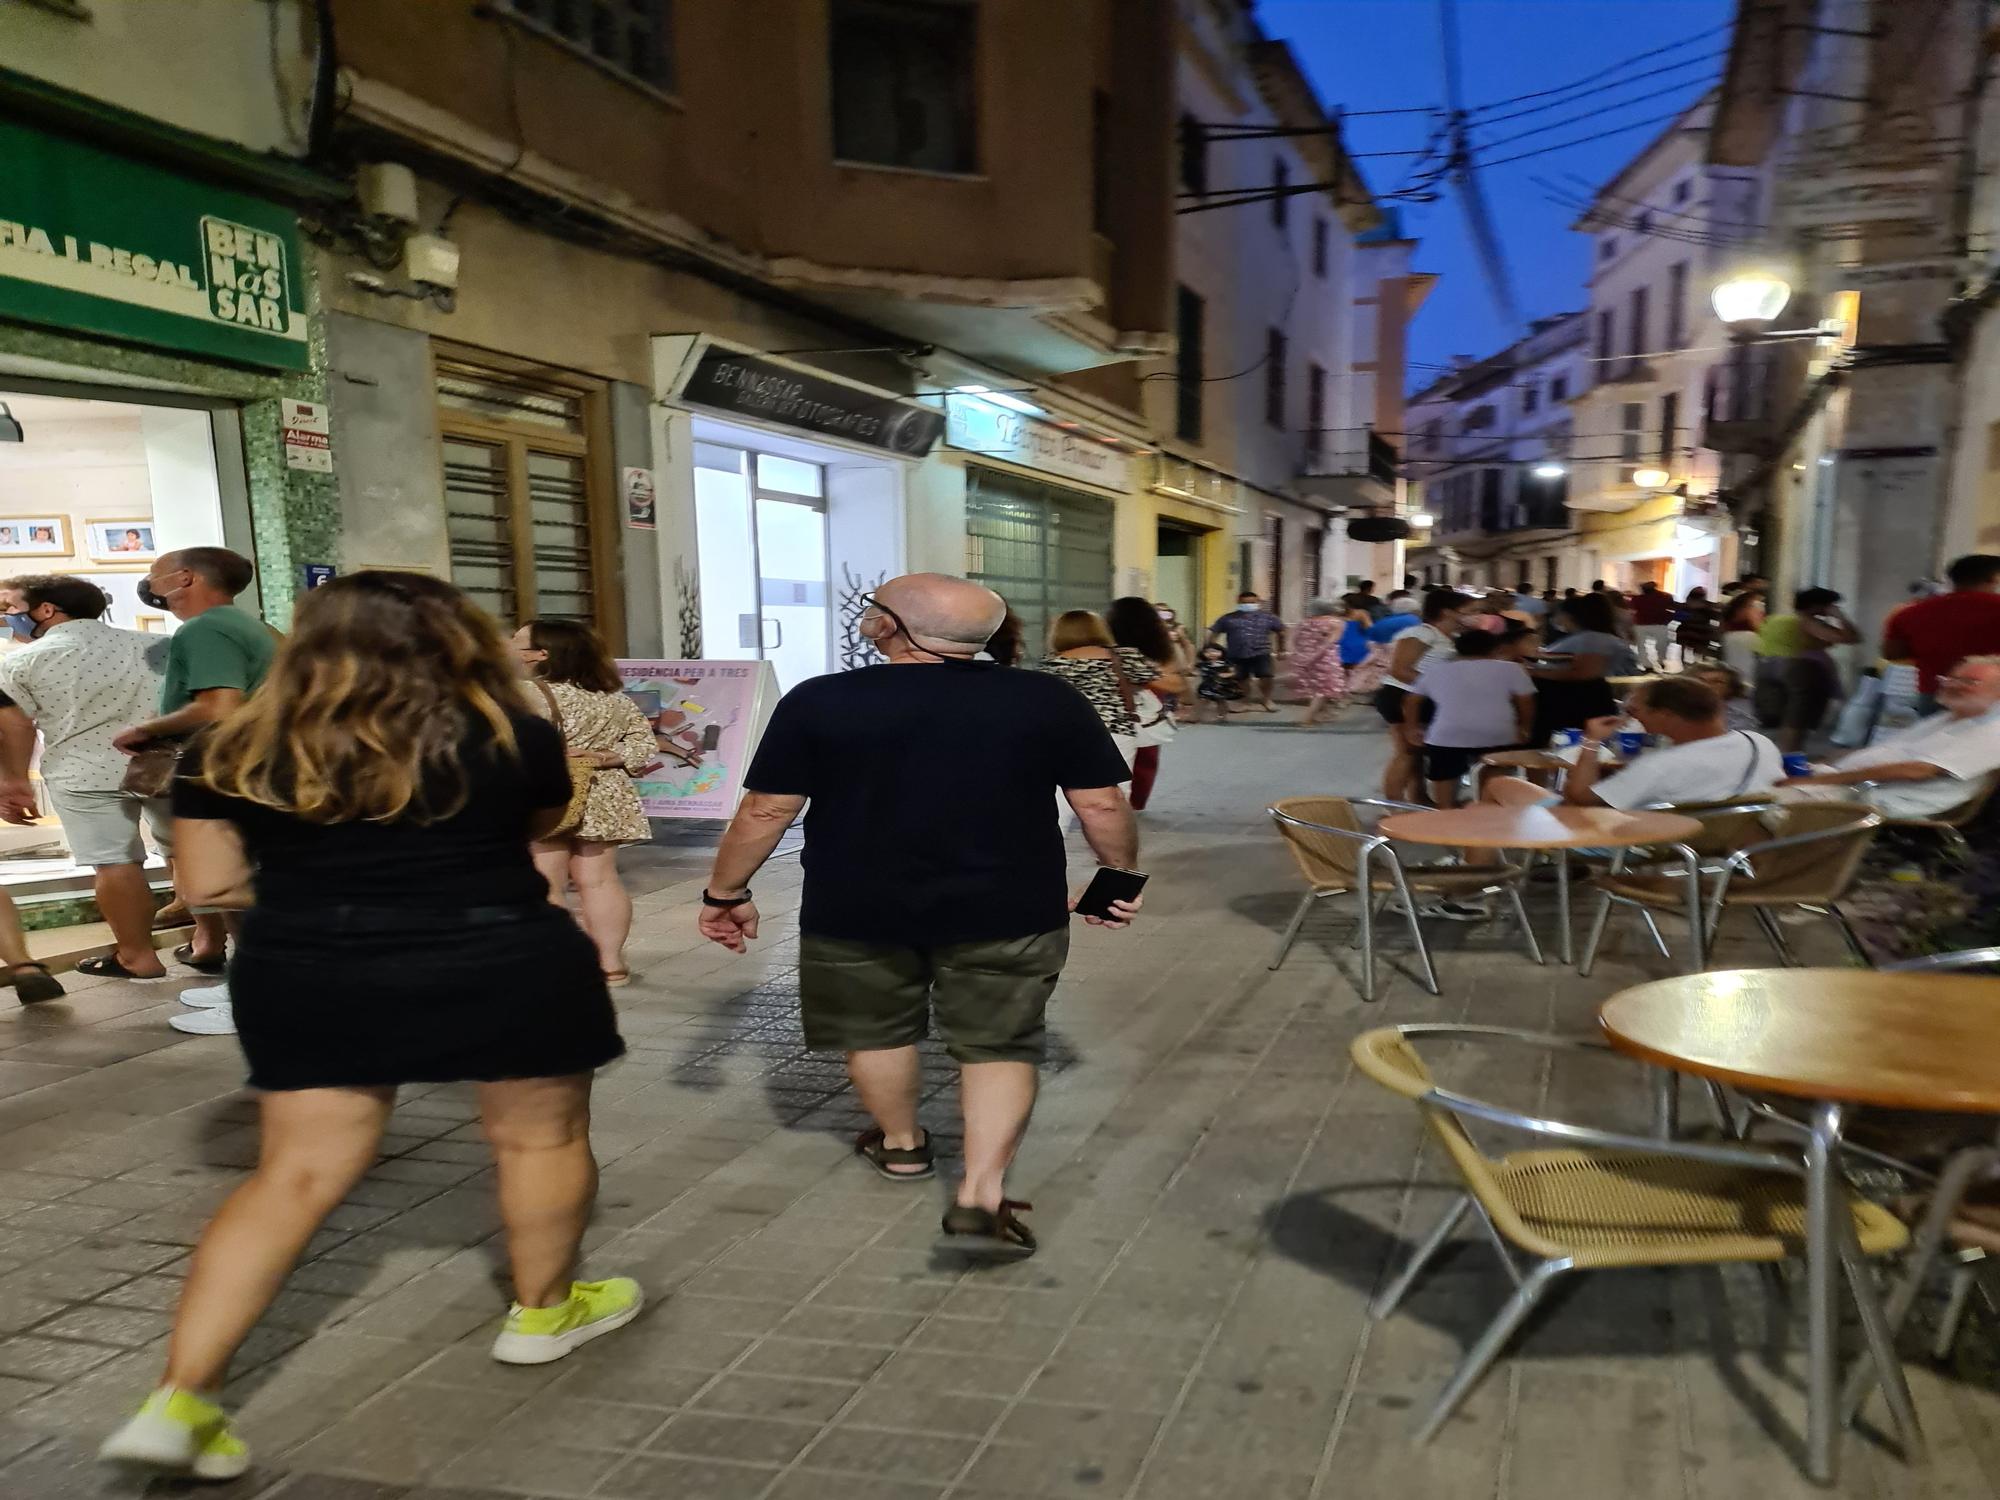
[1471,73,1720,154]
[1467,50,1725,131]
[1462,20,1732,115]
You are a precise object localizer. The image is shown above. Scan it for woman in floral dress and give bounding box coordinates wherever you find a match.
[514,620,656,986]
[1289,599,1350,725]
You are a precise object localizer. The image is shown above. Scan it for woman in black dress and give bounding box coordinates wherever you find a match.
[102,572,631,1482]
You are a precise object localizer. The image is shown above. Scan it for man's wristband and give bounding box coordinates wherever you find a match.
[702,888,753,909]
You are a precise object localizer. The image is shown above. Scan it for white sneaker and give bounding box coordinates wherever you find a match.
[178,981,230,1009]
[169,1003,236,1036]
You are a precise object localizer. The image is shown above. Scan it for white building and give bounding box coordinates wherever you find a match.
[1148,0,1424,623]
[1404,312,1589,594]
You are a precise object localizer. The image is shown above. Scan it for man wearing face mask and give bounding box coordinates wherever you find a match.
[697,573,1140,1258]
[111,548,276,1034]
[0,575,172,984]
[1207,591,1288,714]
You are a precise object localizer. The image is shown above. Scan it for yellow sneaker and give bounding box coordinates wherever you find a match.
[100,1387,251,1481]
[490,1275,643,1365]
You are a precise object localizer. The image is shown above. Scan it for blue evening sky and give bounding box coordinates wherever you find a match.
[1259,0,1734,383]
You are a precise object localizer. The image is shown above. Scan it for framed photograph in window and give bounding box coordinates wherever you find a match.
[0,517,72,557]
[73,570,175,634]
[85,519,158,562]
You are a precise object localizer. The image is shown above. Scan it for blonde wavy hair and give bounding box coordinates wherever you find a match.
[195,570,532,824]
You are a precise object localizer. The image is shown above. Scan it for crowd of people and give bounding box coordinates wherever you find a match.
[0,544,1987,1481]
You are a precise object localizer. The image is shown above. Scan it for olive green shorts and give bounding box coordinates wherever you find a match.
[797,928,1071,1064]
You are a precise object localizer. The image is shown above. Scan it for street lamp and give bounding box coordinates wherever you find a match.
[1532,461,1566,479]
[1632,466,1671,490]
[1711,269,1792,329]
[1408,512,1435,528]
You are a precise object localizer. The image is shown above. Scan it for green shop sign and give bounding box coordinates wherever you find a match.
[0,120,309,372]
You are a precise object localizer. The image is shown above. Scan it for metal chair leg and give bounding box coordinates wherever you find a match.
[1577,892,1619,978]
[1371,1194,1469,1320]
[1637,908,1673,958]
[1350,893,1388,950]
[1502,886,1544,965]
[1933,1260,1981,1361]
[1357,853,1377,1002]
[1823,905,1873,968]
[1269,891,1315,970]
[1389,865,1440,996]
[1838,1225,1925,1459]
[1752,907,1799,966]
[1414,1260,1564,1442]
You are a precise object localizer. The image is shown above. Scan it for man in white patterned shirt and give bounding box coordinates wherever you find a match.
[0,575,172,981]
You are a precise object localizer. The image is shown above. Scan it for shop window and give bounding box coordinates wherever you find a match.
[830,0,977,174]
[501,0,674,92]
[1175,286,1205,443]
[436,359,613,641]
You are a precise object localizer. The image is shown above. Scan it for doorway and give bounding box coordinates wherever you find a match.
[693,443,831,693]
[1155,521,1205,633]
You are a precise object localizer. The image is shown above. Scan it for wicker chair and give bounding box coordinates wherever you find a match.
[1579,802,1881,975]
[1268,798,1542,1002]
[1352,1024,1910,1442]
[1853,771,1998,862]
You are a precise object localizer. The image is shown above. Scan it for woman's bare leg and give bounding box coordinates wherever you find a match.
[481,1074,598,1309]
[530,838,572,908]
[161,1087,394,1392]
[566,842,632,977]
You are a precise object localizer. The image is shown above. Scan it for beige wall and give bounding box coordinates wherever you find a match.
[329,0,1171,352]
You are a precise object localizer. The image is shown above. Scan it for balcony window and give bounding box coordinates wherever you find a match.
[1306,363,1326,459]
[831,0,977,174]
[1667,261,1689,349]
[1659,390,1679,463]
[1628,285,1649,362]
[1179,113,1207,196]
[1619,401,1643,464]
[1264,328,1288,429]
[1175,286,1205,443]
[1312,218,1329,278]
[1595,309,1614,364]
[501,0,674,92]
[1549,374,1569,403]
[1272,159,1289,230]
[1599,236,1617,261]
[1521,384,1539,416]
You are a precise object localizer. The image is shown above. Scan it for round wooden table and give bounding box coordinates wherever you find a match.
[1601,970,2000,1482]
[1380,806,1701,966]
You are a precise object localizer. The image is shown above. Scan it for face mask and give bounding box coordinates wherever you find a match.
[4,612,35,641]
[1236,602,1259,613]
[137,579,169,610]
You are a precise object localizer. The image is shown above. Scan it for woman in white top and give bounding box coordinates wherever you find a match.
[1373,589,1468,802]
[1404,630,1536,807]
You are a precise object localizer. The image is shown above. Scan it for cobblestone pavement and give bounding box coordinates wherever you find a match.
[0,714,1995,1499]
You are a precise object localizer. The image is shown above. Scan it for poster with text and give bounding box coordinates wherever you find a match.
[615,658,778,819]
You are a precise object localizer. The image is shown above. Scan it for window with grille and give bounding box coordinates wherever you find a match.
[1265,328,1287,430]
[1176,286,1205,443]
[501,0,674,92]
[1312,218,1329,278]
[831,0,977,173]
[436,359,610,638]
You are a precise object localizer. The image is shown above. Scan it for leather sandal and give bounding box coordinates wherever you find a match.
[74,955,169,983]
[855,1127,934,1181]
[5,962,65,1005]
[173,944,228,976]
[940,1199,1037,1256]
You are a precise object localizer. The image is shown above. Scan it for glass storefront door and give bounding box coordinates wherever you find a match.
[693,443,831,692]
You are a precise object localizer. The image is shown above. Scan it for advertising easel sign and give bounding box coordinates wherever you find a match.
[615,659,778,819]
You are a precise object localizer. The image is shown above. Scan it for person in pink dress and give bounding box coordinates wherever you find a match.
[1290,599,1350,725]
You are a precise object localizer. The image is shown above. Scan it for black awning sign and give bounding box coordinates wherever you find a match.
[680,348,943,456]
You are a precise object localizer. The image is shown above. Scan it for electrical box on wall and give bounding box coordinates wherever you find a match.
[357,162,421,225]
[404,234,461,290]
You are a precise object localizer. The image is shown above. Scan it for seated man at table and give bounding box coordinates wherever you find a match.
[1560,676,1785,809]
[1777,654,2000,820]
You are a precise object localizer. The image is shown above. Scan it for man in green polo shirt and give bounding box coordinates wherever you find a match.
[113,547,276,1035]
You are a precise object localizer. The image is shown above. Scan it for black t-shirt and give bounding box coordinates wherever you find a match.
[172,713,571,912]
[743,662,1130,945]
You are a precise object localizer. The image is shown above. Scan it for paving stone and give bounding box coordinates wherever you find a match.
[649,1409,818,1463]
[801,1425,980,1484]
[690,1371,861,1423]
[593,1453,779,1499]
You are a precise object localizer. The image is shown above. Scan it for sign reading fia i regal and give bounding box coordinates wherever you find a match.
[0,121,308,371]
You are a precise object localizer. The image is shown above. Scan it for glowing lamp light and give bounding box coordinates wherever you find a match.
[952,384,1046,418]
[1532,461,1567,479]
[1632,466,1671,490]
[1710,270,1792,328]
[1408,512,1436,528]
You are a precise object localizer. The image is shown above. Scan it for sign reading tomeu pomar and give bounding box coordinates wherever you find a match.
[679,345,944,457]
[0,122,309,371]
